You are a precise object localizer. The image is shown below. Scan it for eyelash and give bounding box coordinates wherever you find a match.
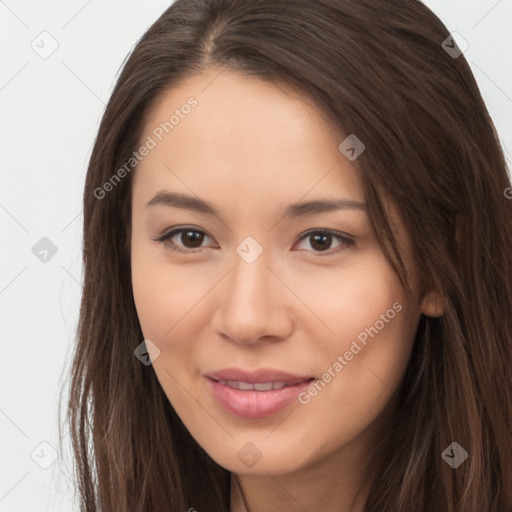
[153,227,355,257]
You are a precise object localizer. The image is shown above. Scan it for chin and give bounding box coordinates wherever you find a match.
[201,437,314,477]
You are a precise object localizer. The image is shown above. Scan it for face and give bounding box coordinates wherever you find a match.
[130,67,427,477]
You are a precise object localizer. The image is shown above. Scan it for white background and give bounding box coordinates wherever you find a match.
[1,1,511,510]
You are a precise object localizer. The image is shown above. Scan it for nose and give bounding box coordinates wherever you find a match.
[213,247,293,345]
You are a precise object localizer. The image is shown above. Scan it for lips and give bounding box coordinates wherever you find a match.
[216,380,292,391]
[204,367,315,418]
[205,367,314,385]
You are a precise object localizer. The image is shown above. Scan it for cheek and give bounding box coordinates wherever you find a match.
[284,251,407,351]
[131,232,185,344]
[131,260,201,346]
[130,216,208,340]
[295,253,417,424]
[131,254,204,411]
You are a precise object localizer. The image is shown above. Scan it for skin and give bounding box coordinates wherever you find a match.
[130,67,443,512]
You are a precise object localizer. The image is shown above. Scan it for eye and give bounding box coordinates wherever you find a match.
[154,227,216,253]
[154,227,355,256]
[293,230,355,256]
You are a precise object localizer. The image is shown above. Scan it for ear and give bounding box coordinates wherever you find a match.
[419,289,444,317]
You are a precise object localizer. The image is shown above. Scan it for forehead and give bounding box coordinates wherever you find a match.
[133,68,364,207]
[143,68,342,147]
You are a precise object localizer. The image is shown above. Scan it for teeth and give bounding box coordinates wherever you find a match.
[254,382,273,391]
[217,380,291,391]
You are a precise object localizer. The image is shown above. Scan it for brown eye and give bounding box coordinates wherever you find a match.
[293,230,355,256]
[156,228,215,253]
[178,230,205,248]
[310,233,333,251]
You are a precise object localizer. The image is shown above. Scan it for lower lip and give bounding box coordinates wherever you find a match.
[205,377,314,418]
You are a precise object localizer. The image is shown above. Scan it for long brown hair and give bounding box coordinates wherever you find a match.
[61,0,512,510]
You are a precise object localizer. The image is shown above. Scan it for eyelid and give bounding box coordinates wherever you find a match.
[153,226,355,255]
[294,229,355,256]
[153,226,217,253]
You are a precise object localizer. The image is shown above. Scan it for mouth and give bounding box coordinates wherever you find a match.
[204,367,315,385]
[212,378,310,391]
[205,375,316,418]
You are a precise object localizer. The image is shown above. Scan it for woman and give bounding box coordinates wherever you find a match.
[63,0,512,510]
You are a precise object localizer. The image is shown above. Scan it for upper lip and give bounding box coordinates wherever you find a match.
[205,367,314,384]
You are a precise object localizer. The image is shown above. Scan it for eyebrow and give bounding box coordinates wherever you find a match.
[146,190,366,219]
